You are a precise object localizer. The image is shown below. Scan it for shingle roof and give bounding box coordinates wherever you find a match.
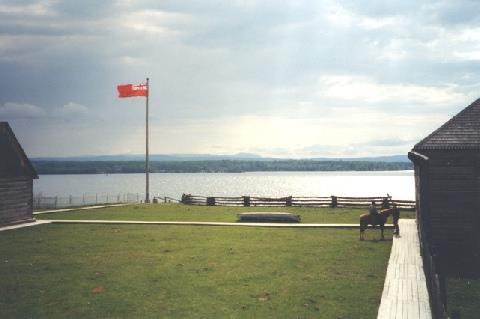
[0,122,38,178]
[414,98,480,150]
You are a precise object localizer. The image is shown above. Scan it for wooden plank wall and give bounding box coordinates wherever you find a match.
[412,158,448,318]
[420,150,480,247]
[0,177,34,226]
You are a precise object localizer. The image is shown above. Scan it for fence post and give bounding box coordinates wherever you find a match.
[137,193,139,202]
[37,196,41,208]
[106,194,109,203]
[69,195,72,205]
[96,193,98,204]
[382,197,390,209]
[54,196,58,209]
[206,197,216,206]
[331,195,337,208]
[164,196,167,203]
[243,196,250,207]
[286,196,292,207]
[181,194,193,204]
[82,193,85,205]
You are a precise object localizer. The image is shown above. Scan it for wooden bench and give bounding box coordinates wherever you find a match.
[237,212,301,223]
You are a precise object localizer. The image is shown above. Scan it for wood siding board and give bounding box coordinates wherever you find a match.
[0,176,34,226]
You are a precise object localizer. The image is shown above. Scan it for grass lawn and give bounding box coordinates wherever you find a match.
[35,203,415,223]
[0,224,392,318]
[444,248,480,319]
[447,278,480,318]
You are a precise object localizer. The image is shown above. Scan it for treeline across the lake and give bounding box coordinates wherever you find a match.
[32,160,413,174]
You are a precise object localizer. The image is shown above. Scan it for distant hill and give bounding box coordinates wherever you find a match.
[31,153,412,174]
[310,155,409,162]
[32,153,410,162]
[31,159,413,174]
[32,153,267,162]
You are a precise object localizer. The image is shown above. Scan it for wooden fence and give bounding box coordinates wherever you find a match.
[152,196,181,204]
[34,193,142,209]
[180,194,416,210]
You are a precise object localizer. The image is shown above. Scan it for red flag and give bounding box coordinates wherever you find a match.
[117,83,148,98]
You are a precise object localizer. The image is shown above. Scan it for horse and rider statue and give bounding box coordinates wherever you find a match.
[359,198,400,241]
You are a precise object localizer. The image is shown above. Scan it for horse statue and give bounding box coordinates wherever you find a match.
[359,206,398,241]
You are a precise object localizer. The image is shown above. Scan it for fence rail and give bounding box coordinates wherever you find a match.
[180,194,416,210]
[33,193,415,210]
[33,193,183,209]
[152,196,181,204]
[33,193,145,209]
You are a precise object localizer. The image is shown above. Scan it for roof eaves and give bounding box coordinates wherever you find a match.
[408,151,429,164]
[414,145,480,150]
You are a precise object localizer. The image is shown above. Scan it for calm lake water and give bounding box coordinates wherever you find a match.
[34,171,415,200]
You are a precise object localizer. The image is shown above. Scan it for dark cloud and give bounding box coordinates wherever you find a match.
[1,0,479,156]
[51,1,116,18]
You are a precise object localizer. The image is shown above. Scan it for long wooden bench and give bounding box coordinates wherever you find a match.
[237,212,301,223]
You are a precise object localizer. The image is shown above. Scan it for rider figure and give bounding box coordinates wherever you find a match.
[369,200,379,223]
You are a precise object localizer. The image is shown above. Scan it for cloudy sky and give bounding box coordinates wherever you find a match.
[1,0,480,158]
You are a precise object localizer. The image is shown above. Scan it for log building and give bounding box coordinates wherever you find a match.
[0,122,38,226]
[409,98,480,251]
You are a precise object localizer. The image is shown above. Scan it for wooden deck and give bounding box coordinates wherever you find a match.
[377,219,432,319]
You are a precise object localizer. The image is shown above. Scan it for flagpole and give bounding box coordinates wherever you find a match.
[145,77,150,203]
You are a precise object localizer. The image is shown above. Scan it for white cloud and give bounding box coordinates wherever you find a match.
[454,50,480,61]
[119,9,193,35]
[56,102,89,117]
[325,3,353,27]
[116,55,146,66]
[145,110,450,157]
[0,102,47,119]
[316,75,465,105]
[0,101,90,122]
[358,16,400,30]
[0,1,55,17]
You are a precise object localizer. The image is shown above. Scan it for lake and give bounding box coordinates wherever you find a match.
[34,171,415,200]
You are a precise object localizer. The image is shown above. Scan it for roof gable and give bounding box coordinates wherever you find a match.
[0,122,38,178]
[414,98,480,150]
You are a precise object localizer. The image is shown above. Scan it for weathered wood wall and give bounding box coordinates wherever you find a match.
[0,177,34,226]
[415,150,480,248]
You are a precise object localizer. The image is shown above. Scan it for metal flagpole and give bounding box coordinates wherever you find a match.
[145,77,150,203]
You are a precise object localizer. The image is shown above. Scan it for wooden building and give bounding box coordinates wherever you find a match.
[408,98,480,251]
[0,122,38,226]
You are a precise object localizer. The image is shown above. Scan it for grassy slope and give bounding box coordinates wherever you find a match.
[0,224,392,319]
[35,203,415,223]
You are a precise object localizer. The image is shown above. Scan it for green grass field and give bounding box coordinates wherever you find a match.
[0,224,392,318]
[444,250,480,319]
[35,203,415,223]
[447,278,480,318]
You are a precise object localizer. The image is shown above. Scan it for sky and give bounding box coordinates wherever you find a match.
[1,0,480,158]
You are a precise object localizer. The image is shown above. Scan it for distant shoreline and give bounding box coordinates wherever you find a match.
[32,159,413,175]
